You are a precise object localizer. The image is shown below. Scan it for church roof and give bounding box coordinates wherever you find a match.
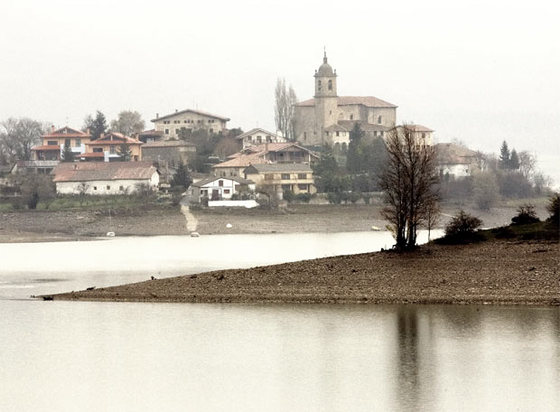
[337,120,388,132]
[295,96,397,108]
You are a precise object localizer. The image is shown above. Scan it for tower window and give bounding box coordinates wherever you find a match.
[318,80,322,91]
[350,114,354,120]
[378,116,382,124]
[328,80,332,91]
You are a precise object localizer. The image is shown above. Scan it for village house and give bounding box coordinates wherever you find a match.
[81,132,143,162]
[293,52,398,147]
[435,143,479,179]
[31,126,91,161]
[141,140,195,165]
[212,142,318,178]
[235,128,287,150]
[189,176,255,202]
[136,129,164,143]
[52,161,159,195]
[243,163,316,198]
[152,109,230,139]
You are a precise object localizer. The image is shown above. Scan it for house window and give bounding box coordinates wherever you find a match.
[281,184,291,191]
[209,129,213,134]
[281,173,290,180]
[328,79,332,90]
[165,129,169,135]
[298,184,308,191]
[325,132,329,136]
[266,136,272,143]
[224,189,230,194]
[380,131,384,137]
[265,173,273,180]
[378,116,382,124]
[218,180,224,187]
[297,173,307,179]
[110,146,116,154]
[336,131,339,137]
[93,186,97,190]
[350,114,354,120]
[119,186,124,191]
[65,138,71,147]
[422,133,426,139]
[374,131,378,137]
[48,141,57,145]
[106,185,110,190]
[257,136,262,144]
[75,138,81,146]
[93,147,103,153]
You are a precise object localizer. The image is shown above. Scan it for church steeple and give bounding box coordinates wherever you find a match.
[314,49,337,98]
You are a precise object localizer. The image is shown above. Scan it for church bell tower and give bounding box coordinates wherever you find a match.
[314,50,338,145]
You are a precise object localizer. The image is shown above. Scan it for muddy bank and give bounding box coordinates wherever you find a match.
[51,239,560,305]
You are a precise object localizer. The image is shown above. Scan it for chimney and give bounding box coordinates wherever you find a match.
[51,125,55,133]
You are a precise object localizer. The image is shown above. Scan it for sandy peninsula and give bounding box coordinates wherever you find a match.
[50,239,559,305]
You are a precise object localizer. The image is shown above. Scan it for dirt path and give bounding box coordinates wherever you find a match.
[180,204,198,233]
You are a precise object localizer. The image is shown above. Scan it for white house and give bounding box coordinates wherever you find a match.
[189,176,255,202]
[435,143,479,179]
[52,161,159,195]
[235,128,287,150]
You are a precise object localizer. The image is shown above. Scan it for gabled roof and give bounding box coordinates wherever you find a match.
[245,163,313,173]
[138,129,164,136]
[53,161,157,182]
[295,96,397,108]
[235,128,282,140]
[86,132,142,145]
[213,142,318,169]
[192,176,254,187]
[397,124,434,133]
[435,143,477,165]
[151,109,230,122]
[42,126,90,138]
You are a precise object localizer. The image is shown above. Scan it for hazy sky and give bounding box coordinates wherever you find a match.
[1,0,558,183]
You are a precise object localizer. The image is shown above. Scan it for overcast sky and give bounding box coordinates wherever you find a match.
[1,0,558,184]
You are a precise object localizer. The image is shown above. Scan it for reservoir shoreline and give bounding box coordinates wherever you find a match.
[50,239,560,306]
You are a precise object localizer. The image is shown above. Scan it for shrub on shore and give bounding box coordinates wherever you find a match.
[438,210,484,244]
[511,204,540,225]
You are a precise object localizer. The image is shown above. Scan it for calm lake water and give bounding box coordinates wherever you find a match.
[1,231,558,411]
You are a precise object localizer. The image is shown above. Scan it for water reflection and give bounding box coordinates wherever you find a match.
[396,308,421,410]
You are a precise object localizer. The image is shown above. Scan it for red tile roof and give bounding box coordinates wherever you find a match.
[53,161,157,182]
[80,152,105,158]
[42,126,90,138]
[213,142,317,169]
[31,145,60,151]
[86,132,142,145]
[296,96,397,108]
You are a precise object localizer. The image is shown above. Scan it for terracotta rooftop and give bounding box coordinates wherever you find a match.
[53,161,157,182]
[31,145,60,151]
[398,124,434,133]
[235,128,283,140]
[296,96,397,108]
[151,109,230,122]
[213,143,317,169]
[42,126,90,138]
[86,132,142,145]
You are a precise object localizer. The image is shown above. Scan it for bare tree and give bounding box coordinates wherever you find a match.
[274,78,297,141]
[110,111,145,136]
[379,125,439,250]
[0,118,46,163]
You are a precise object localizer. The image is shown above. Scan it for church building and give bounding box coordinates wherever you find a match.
[294,52,398,148]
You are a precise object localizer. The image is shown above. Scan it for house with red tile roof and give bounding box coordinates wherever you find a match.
[52,161,159,195]
[31,126,91,161]
[212,142,318,178]
[235,128,287,150]
[82,132,143,162]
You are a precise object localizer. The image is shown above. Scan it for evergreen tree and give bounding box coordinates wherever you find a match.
[83,111,108,140]
[499,141,510,169]
[346,123,365,173]
[61,143,75,162]
[509,149,520,170]
[171,161,192,189]
[117,143,132,161]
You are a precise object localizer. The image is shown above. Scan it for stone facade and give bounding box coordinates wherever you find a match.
[293,53,398,147]
[152,109,230,139]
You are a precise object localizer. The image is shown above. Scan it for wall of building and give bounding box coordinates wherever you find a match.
[154,112,227,139]
[56,174,159,195]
